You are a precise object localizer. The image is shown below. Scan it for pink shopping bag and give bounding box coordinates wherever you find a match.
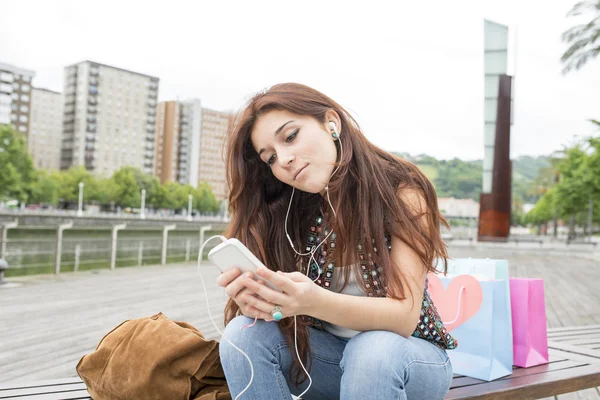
[510,278,549,368]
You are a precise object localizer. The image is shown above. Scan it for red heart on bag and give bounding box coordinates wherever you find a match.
[427,273,483,332]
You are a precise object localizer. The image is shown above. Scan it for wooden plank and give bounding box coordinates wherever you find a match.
[450,360,586,389]
[549,348,600,365]
[2,390,90,400]
[557,387,600,400]
[548,325,600,334]
[556,335,600,344]
[0,382,87,398]
[549,342,600,360]
[0,377,83,391]
[444,364,600,400]
[556,338,600,347]
[549,330,600,339]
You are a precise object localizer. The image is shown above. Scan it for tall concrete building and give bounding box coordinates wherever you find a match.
[60,61,159,176]
[178,99,202,188]
[154,99,230,200]
[29,88,63,170]
[155,101,181,183]
[197,107,230,201]
[0,62,35,136]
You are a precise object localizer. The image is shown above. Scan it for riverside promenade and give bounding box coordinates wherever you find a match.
[1,242,599,399]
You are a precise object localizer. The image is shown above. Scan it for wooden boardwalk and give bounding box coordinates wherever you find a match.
[0,245,599,399]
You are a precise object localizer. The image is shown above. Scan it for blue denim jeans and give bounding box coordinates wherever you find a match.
[220,316,453,399]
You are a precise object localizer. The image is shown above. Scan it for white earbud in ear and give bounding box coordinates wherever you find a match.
[329,121,340,139]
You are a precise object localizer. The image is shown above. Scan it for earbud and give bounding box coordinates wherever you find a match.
[329,121,340,140]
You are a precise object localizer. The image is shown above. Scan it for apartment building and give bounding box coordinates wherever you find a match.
[0,62,35,136]
[197,107,230,201]
[155,99,230,200]
[29,88,63,169]
[154,101,181,183]
[60,61,159,176]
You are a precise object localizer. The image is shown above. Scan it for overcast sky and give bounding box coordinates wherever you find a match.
[2,0,598,160]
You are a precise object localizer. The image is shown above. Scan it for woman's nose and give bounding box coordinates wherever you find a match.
[277,152,294,167]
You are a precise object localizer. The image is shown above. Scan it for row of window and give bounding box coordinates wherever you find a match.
[10,123,28,132]
[10,114,28,123]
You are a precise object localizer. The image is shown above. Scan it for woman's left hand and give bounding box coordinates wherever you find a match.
[239,266,321,320]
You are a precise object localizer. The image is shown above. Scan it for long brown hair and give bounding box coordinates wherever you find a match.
[223,82,448,383]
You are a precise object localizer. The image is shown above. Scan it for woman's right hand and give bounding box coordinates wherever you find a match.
[216,268,274,321]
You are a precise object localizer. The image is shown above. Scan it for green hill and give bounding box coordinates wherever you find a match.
[392,152,549,202]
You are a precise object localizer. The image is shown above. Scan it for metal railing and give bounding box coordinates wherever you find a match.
[0,224,220,277]
[0,208,229,222]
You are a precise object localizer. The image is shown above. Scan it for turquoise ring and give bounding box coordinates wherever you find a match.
[271,305,283,321]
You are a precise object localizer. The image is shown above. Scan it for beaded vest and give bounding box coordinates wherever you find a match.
[299,213,457,350]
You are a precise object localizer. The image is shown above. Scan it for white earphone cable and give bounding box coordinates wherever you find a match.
[198,125,343,399]
[198,235,255,400]
[293,128,342,399]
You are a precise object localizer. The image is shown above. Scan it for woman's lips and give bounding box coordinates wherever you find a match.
[294,165,308,180]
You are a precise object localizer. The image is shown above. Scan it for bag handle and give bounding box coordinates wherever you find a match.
[442,286,466,325]
[467,257,493,275]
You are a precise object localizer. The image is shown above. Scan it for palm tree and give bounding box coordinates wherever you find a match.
[561,0,600,74]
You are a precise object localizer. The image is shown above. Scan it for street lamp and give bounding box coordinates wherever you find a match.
[187,194,193,221]
[77,182,84,217]
[140,189,146,219]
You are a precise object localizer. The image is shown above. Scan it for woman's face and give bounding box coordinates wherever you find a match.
[251,110,339,194]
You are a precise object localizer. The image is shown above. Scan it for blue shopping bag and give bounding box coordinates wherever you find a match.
[429,273,514,381]
[436,257,509,281]
[435,258,513,347]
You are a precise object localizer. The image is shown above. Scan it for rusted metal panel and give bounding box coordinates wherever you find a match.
[478,74,512,242]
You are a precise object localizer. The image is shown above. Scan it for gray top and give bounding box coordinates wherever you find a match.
[322,266,365,339]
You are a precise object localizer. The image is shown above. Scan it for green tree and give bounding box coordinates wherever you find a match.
[0,125,35,202]
[150,182,172,210]
[29,170,59,205]
[195,182,220,213]
[94,177,117,206]
[110,166,161,209]
[561,0,600,73]
[54,167,98,204]
[526,188,555,227]
[111,167,142,208]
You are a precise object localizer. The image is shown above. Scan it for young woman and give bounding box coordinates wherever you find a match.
[216,82,457,399]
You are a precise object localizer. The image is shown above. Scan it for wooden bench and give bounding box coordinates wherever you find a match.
[2,325,600,400]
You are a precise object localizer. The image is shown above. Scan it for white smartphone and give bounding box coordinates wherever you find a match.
[208,238,281,292]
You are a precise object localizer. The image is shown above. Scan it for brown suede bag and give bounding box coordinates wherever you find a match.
[76,312,231,400]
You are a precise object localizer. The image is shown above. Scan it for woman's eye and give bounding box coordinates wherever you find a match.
[286,129,299,143]
[266,129,298,165]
